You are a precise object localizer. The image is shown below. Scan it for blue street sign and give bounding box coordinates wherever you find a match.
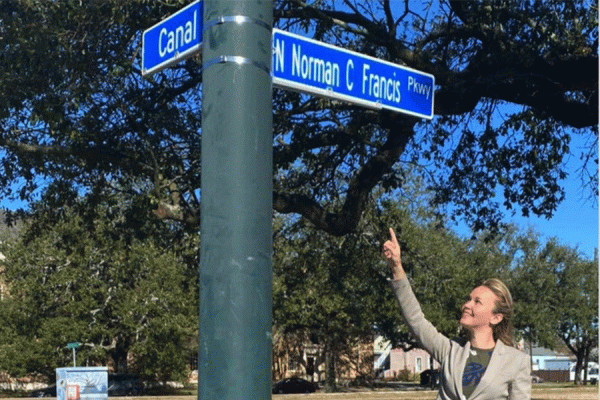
[272,29,435,119]
[142,1,203,77]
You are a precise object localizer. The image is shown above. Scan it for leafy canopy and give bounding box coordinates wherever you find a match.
[0,195,198,380]
[0,0,596,236]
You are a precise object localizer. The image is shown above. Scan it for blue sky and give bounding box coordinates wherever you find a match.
[500,166,597,260]
[451,131,598,260]
[504,133,598,260]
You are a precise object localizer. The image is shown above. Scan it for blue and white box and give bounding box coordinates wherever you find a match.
[57,367,108,400]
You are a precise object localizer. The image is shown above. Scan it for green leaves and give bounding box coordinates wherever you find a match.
[0,0,595,239]
[508,229,598,383]
[0,198,197,380]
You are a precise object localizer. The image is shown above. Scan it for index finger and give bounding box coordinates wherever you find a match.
[388,227,398,243]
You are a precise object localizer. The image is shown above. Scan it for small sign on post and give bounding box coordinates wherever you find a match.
[66,342,80,367]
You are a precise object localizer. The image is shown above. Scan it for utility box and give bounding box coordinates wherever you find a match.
[57,367,108,400]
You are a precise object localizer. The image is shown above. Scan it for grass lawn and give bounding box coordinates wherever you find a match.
[271,384,598,400]
[5,382,598,400]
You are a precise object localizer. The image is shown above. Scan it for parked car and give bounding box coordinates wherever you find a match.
[589,367,598,385]
[420,369,440,388]
[107,374,145,396]
[570,362,599,384]
[272,377,317,394]
[28,385,57,398]
[531,375,544,383]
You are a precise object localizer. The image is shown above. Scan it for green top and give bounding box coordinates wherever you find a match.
[462,347,494,398]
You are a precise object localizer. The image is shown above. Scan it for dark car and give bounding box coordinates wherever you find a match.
[28,385,57,398]
[272,377,317,394]
[531,374,544,384]
[420,368,440,388]
[107,374,145,396]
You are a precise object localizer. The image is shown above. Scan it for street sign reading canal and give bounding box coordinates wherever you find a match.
[142,1,203,77]
[272,28,435,119]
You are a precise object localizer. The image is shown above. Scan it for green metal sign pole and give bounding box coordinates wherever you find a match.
[66,342,80,367]
[199,1,273,399]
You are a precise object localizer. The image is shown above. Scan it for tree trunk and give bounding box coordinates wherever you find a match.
[574,350,585,385]
[110,340,130,374]
[583,346,590,385]
[324,346,337,393]
[113,351,128,374]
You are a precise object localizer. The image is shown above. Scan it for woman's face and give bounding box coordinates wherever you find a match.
[459,286,503,331]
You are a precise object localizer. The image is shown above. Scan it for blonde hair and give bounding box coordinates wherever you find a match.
[460,278,515,347]
[481,278,514,347]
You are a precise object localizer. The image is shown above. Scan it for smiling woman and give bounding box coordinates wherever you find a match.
[382,228,531,400]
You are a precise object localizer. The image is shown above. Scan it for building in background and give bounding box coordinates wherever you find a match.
[374,336,440,380]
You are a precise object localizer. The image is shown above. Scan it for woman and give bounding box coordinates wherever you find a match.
[383,228,530,400]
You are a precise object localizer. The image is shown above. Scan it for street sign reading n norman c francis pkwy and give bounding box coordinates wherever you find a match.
[142,1,203,77]
[272,28,435,119]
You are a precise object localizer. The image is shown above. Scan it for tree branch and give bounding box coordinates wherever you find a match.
[274,113,416,236]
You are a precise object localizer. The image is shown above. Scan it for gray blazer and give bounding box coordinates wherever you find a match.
[391,278,531,400]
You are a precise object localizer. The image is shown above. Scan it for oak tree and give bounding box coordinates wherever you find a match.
[0,0,596,235]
